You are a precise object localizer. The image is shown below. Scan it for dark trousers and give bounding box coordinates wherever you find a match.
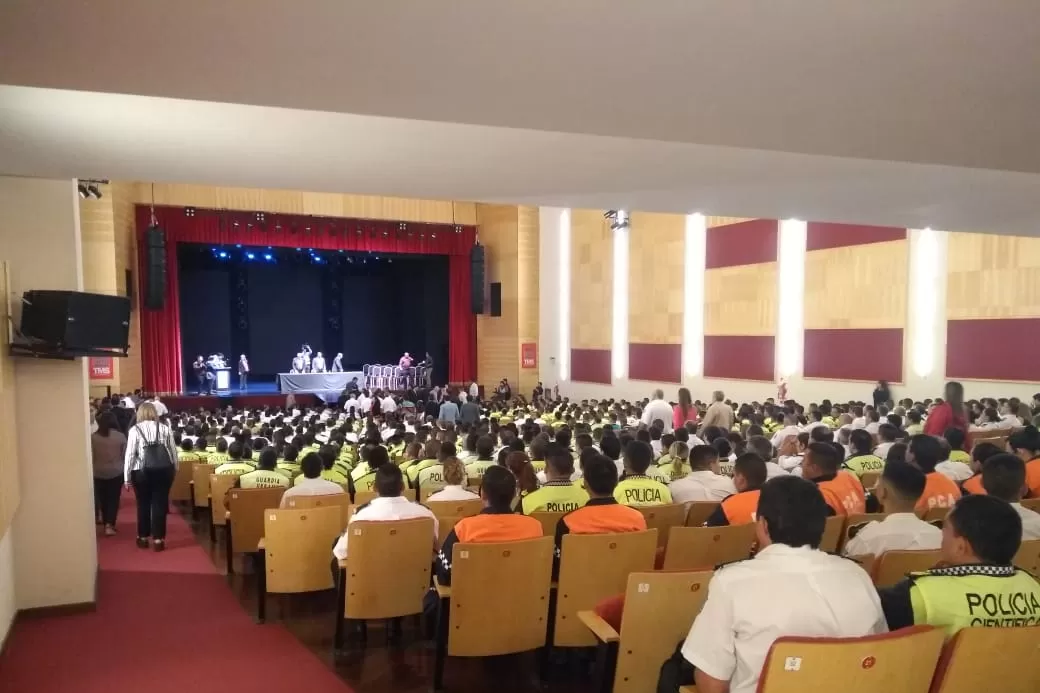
[196,375,206,394]
[94,476,122,526]
[131,467,175,539]
[239,372,248,390]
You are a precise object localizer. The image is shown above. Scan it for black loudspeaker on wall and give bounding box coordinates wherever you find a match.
[19,290,131,352]
[470,244,485,313]
[489,282,502,317]
[145,225,166,309]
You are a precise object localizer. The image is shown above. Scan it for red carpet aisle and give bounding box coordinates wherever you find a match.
[0,493,355,693]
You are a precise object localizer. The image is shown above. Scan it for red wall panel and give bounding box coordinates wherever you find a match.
[703,336,775,382]
[705,219,778,269]
[805,222,906,251]
[629,343,682,383]
[803,328,903,382]
[570,348,611,384]
[947,319,1040,381]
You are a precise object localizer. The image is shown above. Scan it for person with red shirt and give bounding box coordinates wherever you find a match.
[923,381,968,447]
[673,387,699,431]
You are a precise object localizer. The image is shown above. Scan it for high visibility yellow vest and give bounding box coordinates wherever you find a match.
[910,568,1040,637]
[417,464,446,491]
[844,454,886,477]
[406,459,438,483]
[215,461,254,475]
[465,460,495,478]
[645,465,670,484]
[613,476,673,506]
[521,481,589,514]
[354,471,377,493]
[949,450,972,464]
[239,470,290,489]
[320,468,348,485]
[350,462,371,482]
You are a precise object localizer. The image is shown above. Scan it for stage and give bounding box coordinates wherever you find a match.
[164,382,324,412]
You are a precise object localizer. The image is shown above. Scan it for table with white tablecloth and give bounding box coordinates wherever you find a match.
[277,371,363,402]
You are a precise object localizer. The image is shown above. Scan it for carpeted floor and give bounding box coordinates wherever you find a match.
[0,493,354,693]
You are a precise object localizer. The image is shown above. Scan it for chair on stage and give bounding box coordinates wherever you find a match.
[381,365,394,390]
[407,366,418,390]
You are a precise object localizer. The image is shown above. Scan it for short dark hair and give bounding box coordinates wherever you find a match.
[943,427,966,451]
[746,436,773,461]
[733,453,767,489]
[623,440,654,474]
[300,452,322,479]
[972,442,1003,466]
[806,442,840,474]
[947,495,1022,565]
[810,426,834,444]
[258,447,278,470]
[583,455,619,495]
[908,435,942,472]
[375,464,404,497]
[982,453,1027,502]
[880,461,926,502]
[319,445,338,469]
[849,429,873,455]
[545,442,575,475]
[482,465,517,508]
[756,476,828,548]
[599,435,621,461]
[1009,426,1040,454]
[689,444,719,471]
[476,435,495,459]
[368,445,390,471]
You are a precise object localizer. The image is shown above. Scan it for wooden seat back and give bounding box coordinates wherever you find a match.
[757,626,945,693]
[353,489,416,506]
[819,514,845,553]
[841,513,889,552]
[612,571,713,693]
[420,484,448,504]
[1021,498,1040,513]
[662,524,756,571]
[191,463,218,507]
[285,493,352,530]
[447,537,554,657]
[684,501,720,527]
[634,503,687,548]
[554,530,658,647]
[860,471,881,490]
[920,507,949,525]
[170,459,195,501]
[873,549,942,588]
[928,625,1040,693]
[344,518,435,619]
[529,511,566,538]
[971,434,1009,451]
[426,499,484,547]
[227,487,286,555]
[1014,539,1040,576]
[263,506,342,594]
[209,474,242,526]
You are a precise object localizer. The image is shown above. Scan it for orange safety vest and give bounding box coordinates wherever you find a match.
[915,472,962,512]
[961,474,985,496]
[563,502,647,534]
[721,489,761,525]
[455,513,543,543]
[817,472,866,516]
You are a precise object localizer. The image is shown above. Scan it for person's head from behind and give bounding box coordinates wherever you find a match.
[623,440,653,475]
[481,465,516,510]
[476,435,495,460]
[438,441,457,462]
[849,429,874,456]
[746,435,774,462]
[257,447,278,470]
[712,390,725,403]
[981,453,1028,503]
[885,442,908,465]
[941,495,1022,566]
[442,457,467,486]
[689,444,720,473]
[810,426,834,444]
[300,452,323,479]
[1008,426,1040,463]
[545,442,575,480]
[599,435,621,461]
[319,445,338,469]
[878,423,899,443]
[943,427,966,452]
[732,453,767,493]
[228,440,244,460]
[876,461,926,512]
[374,463,404,498]
[583,455,619,498]
[802,442,840,480]
[970,441,1002,475]
[907,434,942,473]
[755,476,828,550]
[136,402,159,423]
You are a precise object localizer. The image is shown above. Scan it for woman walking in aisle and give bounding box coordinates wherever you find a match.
[91,410,126,536]
[123,402,179,551]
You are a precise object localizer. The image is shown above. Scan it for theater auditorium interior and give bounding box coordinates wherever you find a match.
[1,3,1040,693]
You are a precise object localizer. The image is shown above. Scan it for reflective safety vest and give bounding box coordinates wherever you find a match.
[350,462,372,482]
[239,470,290,489]
[613,475,673,507]
[417,464,447,491]
[659,462,692,483]
[949,450,972,464]
[721,489,761,525]
[406,459,438,484]
[916,472,962,512]
[909,566,1040,637]
[646,465,670,484]
[816,472,866,515]
[961,474,985,495]
[844,454,886,477]
[320,468,348,485]
[465,460,496,478]
[215,461,254,475]
[522,480,590,514]
[354,471,377,493]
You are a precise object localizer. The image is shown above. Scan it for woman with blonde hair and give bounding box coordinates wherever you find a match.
[666,441,692,482]
[123,402,179,551]
[426,457,480,502]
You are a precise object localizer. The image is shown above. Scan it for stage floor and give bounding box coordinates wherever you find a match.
[167,381,324,412]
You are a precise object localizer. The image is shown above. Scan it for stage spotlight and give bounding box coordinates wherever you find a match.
[235,244,242,248]
[185,207,196,217]
[87,184,102,199]
[263,253,273,261]
[246,252,255,260]
[296,247,302,252]
[78,183,88,198]
[218,251,229,259]
[233,220,240,228]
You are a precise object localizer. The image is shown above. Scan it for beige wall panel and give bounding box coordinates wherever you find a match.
[704,262,777,336]
[804,240,908,330]
[111,183,141,392]
[628,212,684,344]
[947,232,1040,319]
[707,216,754,228]
[517,206,540,395]
[135,183,477,225]
[570,209,612,350]
[476,205,519,390]
[0,263,19,537]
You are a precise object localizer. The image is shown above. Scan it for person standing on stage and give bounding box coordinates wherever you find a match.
[312,351,327,373]
[238,354,250,391]
[192,355,206,394]
[331,352,344,373]
[291,352,305,374]
[301,344,313,372]
[399,352,414,369]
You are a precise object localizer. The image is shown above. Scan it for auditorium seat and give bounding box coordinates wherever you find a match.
[927,625,1040,693]
[352,489,416,506]
[1013,539,1040,576]
[190,462,218,517]
[425,499,483,548]
[684,501,721,527]
[225,487,286,575]
[284,493,352,530]
[818,515,845,553]
[839,512,889,553]
[871,549,942,588]
[860,471,881,490]
[661,524,756,571]
[634,503,687,549]
[208,473,242,543]
[170,458,195,502]
[333,517,434,649]
[529,510,567,538]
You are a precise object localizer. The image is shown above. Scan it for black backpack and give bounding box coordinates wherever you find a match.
[141,422,174,470]
[657,640,695,693]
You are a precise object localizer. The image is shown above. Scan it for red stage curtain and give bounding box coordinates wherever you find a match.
[137,205,478,393]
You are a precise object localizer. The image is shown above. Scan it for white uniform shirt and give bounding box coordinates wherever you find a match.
[344,397,359,413]
[641,399,675,433]
[358,395,372,413]
[1013,503,1040,540]
[469,382,479,399]
[803,420,828,435]
[669,470,737,503]
[842,512,942,557]
[150,398,168,417]
[682,544,886,693]
[770,425,801,447]
[764,461,788,479]
[332,496,438,560]
[874,442,895,460]
[279,477,345,507]
[851,417,867,429]
[381,396,397,413]
[865,421,880,435]
[312,356,326,372]
[426,485,481,502]
[935,460,974,482]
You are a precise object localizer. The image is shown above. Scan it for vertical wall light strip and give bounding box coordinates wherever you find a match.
[776,219,807,378]
[558,209,571,381]
[612,212,629,380]
[683,213,706,376]
[910,227,938,377]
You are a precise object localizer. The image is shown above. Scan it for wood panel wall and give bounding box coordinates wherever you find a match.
[476,204,520,391]
[804,240,908,330]
[947,232,1040,319]
[628,212,684,344]
[570,209,612,350]
[516,206,540,395]
[0,262,19,538]
[704,263,778,336]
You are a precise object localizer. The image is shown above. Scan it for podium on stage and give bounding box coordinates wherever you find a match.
[214,367,231,393]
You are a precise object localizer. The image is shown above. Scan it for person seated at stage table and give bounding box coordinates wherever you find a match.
[279,451,345,507]
[331,352,344,373]
[291,352,305,374]
[311,351,327,373]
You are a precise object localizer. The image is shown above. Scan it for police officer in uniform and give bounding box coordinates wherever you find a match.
[682,476,887,693]
[613,440,673,506]
[877,495,1040,637]
[239,448,290,489]
[521,442,589,514]
[705,453,769,526]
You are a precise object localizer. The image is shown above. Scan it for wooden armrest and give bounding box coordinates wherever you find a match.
[577,610,620,644]
[434,579,451,599]
[256,538,265,550]
[679,687,698,693]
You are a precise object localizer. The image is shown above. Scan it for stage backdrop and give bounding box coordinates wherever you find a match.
[138,205,476,393]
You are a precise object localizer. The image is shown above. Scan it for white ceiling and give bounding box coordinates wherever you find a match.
[1,1,1040,234]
